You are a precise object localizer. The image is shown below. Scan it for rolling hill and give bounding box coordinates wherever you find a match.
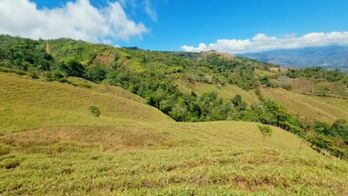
[1,72,348,195]
[1,35,348,194]
[0,72,173,133]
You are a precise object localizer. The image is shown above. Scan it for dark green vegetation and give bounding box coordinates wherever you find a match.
[89,106,101,117]
[0,34,348,160]
[286,67,347,82]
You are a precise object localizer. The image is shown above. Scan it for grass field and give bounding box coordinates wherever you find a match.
[262,87,348,123]
[0,73,173,133]
[1,73,348,195]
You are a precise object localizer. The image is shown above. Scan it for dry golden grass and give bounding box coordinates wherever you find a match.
[0,73,173,132]
[67,77,145,103]
[1,72,348,195]
[1,121,347,195]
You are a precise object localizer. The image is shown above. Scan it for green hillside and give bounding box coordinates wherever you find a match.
[0,73,347,195]
[1,35,348,157]
[1,35,348,194]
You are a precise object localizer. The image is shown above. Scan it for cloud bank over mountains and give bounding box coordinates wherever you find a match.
[181,32,348,54]
[0,0,147,43]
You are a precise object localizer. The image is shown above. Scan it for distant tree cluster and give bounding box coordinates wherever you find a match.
[307,120,348,159]
[286,67,347,83]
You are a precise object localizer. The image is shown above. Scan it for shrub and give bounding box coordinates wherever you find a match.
[258,125,273,142]
[85,65,107,82]
[231,94,247,111]
[65,59,85,77]
[89,106,101,117]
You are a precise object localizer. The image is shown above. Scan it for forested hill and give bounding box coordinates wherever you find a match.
[1,34,348,159]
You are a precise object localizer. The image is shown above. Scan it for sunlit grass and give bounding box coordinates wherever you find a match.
[262,87,348,123]
[1,72,347,194]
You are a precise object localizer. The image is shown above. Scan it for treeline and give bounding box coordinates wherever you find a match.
[286,67,348,83]
[308,120,348,158]
[0,35,54,72]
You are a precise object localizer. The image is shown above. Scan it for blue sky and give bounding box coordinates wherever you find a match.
[1,0,348,53]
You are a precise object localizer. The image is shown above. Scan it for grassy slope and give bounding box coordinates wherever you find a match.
[278,77,348,98]
[1,73,348,194]
[0,73,173,133]
[262,87,348,123]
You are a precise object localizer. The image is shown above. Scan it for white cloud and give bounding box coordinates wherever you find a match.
[144,0,158,22]
[181,32,348,54]
[0,0,147,42]
[119,0,157,22]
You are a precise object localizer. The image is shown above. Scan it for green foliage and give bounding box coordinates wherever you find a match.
[286,67,347,82]
[259,76,272,87]
[46,68,67,81]
[310,120,348,159]
[1,35,348,159]
[314,120,348,144]
[231,94,247,111]
[65,59,85,77]
[84,65,107,82]
[0,35,54,72]
[308,134,332,150]
[258,125,273,141]
[105,70,230,122]
[252,98,303,134]
[89,106,101,117]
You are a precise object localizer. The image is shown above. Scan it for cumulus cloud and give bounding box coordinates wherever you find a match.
[0,0,147,42]
[181,32,348,54]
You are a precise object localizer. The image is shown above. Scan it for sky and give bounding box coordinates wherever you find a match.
[1,0,348,53]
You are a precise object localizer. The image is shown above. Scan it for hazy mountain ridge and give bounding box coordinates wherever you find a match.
[241,45,348,71]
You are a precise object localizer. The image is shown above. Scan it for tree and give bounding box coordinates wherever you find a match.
[258,125,273,142]
[259,76,272,87]
[66,59,85,77]
[231,94,247,111]
[85,65,107,82]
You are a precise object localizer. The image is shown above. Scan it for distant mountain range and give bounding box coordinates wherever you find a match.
[241,45,348,71]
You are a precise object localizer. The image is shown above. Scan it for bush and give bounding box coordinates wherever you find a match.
[65,59,85,77]
[89,106,101,117]
[85,65,107,82]
[258,125,273,142]
[231,94,247,111]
